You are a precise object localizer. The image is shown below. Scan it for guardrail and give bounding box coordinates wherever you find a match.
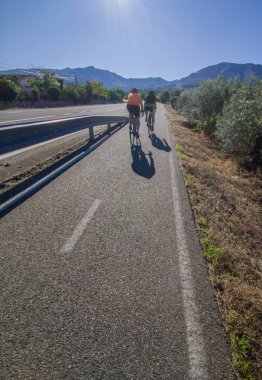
[0,115,129,154]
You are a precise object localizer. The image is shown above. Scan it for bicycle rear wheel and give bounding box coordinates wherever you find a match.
[129,121,136,144]
[148,113,153,134]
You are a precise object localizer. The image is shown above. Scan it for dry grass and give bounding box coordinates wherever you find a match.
[167,106,262,380]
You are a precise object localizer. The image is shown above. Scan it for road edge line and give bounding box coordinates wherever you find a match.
[166,115,209,380]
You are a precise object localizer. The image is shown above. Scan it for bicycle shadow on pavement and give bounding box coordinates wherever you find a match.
[131,145,155,179]
[149,133,171,152]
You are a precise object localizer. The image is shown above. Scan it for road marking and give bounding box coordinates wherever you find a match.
[0,106,125,125]
[166,123,209,379]
[60,199,101,254]
[6,109,48,113]
[78,105,124,114]
[0,115,55,124]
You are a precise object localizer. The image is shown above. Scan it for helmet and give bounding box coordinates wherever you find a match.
[131,88,138,93]
[149,90,155,96]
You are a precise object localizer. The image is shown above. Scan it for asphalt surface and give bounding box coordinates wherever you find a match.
[0,104,234,379]
[0,104,127,127]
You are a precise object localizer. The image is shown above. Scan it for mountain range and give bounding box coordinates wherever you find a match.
[1,62,262,90]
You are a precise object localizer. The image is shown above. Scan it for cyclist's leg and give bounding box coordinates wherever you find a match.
[148,109,153,130]
[152,109,156,129]
[147,114,152,135]
[127,105,136,134]
[135,116,140,137]
[127,105,135,122]
[132,106,140,137]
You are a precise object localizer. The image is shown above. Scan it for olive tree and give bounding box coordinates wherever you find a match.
[216,80,262,163]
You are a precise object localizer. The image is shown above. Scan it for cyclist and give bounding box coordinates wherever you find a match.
[144,90,157,130]
[127,88,143,138]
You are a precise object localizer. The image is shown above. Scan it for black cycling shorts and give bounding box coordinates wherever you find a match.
[127,104,140,118]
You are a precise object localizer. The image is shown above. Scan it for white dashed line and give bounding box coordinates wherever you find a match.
[0,116,55,124]
[60,199,101,254]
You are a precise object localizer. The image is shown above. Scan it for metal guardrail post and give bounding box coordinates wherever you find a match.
[89,118,94,141]
[107,123,111,133]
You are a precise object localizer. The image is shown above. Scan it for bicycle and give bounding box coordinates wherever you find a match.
[129,112,140,145]
[147,108,156,135]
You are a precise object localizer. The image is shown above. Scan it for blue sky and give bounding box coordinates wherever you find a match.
[0,0,261,80]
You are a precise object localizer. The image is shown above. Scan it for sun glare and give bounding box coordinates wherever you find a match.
[115,0,129,7]
[106,0,131,10]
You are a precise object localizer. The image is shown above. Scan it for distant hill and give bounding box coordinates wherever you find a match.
[0,66,177,90]
[1,62,262,90]
[176,62,262,89]
[53,66,177,89]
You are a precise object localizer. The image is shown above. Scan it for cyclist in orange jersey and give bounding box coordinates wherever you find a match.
[127,88,144,138]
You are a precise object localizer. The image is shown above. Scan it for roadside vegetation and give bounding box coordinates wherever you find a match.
[0,70,125,105]
[162,78,262,171]
[166,79,262,379]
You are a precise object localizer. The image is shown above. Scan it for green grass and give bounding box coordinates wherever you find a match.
[203,243,223,268]
[230,330,254,380]
[184,172,195,182]
[197,217,222,267]
[177,152,187,160]
[198,216,213,237]
[175,144,184,152]
[176,144,187,160]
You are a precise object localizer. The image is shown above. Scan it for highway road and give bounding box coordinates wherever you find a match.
[0,103,127,126]
[0,104,233,379]
[0,104,128,184]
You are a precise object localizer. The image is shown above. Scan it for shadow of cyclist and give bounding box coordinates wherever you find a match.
[149,133,171,152]
[131,145,155,178]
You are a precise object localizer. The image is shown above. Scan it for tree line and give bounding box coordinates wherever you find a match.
[0,70,125,104]
[160,79,262,170]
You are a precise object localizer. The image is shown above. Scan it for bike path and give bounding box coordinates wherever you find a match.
[0,104,233,379]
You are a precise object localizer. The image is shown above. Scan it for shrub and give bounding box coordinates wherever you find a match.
[215,80,262,164]
[91,81,107,101]
[171,89,183,97]
[62,85,79,103]
[108,88,124,102]
[0,78,20,102]
[184,78,230,134]
[39,92,53,101]
[174,78,239,135]
[19,90,33,101]
[77,85,89,103]
[160,90,170,103]
[195,115,217,134]
[175,91,197,117]
[194,78,229,119]
[47,86,61,101]
[170,96,179,109]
